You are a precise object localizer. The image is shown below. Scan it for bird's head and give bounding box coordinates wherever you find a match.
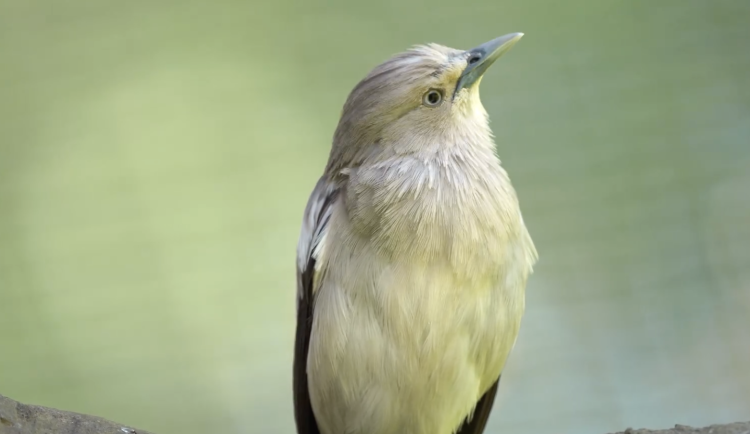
[328,33,523,172]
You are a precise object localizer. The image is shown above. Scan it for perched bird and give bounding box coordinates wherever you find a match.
[294,33,538,434]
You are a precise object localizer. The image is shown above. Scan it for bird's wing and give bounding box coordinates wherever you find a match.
[454,377,501,434]
[294,176,339,434]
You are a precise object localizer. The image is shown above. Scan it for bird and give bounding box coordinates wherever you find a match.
[294,32,538,434]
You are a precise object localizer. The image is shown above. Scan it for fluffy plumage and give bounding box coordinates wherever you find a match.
[295,37,537,434]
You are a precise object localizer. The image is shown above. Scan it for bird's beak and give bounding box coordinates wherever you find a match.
[454,32,524,98]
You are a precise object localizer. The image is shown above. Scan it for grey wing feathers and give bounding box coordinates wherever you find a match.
[293,177,338,434]
[296,177,338,302]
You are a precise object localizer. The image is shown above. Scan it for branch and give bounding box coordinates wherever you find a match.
[611,422,750,434]
[1,392,748,434]
[0,393,154,434]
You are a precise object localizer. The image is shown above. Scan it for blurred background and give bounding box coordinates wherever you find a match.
[1,1,749,433]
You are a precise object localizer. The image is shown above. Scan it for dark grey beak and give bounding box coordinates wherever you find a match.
[454,32,524,98]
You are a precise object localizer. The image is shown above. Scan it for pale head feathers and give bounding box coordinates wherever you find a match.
[326,43,493,176]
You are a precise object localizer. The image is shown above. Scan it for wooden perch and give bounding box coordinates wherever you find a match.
[1,392,748,434]
[0,393,153,434]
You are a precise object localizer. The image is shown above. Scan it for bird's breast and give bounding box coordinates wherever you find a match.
[306,151,537,434]
[309,256,526,434]
[345,150,525,277]
[308,194,530,434]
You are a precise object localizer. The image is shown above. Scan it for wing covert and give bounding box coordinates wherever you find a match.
[293,177,339,434]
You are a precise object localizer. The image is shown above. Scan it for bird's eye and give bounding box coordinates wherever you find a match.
[422,89,443,107]
[468,53,482,65]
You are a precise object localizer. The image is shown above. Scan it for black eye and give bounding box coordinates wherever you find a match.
[468,53,482,65]
[422,89,443,107]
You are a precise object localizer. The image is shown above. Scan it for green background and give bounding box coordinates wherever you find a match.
[1,1,749,433]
